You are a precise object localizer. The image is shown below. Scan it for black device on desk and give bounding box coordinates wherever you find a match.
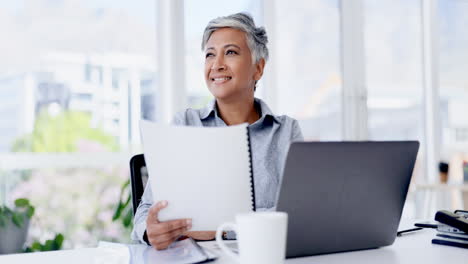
[414,221,439,229]
[435,210,468,233]
[431,210,468,249]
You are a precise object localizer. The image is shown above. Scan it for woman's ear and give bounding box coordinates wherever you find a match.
[253,58,266,81]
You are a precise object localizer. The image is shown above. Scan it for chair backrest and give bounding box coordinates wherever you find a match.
[129,154,147,215]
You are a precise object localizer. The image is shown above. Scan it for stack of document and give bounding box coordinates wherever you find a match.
[433,224,468,249]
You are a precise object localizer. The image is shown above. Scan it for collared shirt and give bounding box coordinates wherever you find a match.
[131,97,303,243]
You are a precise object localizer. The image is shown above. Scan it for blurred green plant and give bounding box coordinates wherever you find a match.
[0,198,34,228]
[11,110,118,152]
[113,179,133,229]
[24,234,64,253]
[8,110,129,247]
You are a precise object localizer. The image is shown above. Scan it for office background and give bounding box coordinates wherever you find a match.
[0,0,467,249]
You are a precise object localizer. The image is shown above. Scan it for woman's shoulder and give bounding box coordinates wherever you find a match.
[271,114,303,141]
[173,99,216,125]
[255,98,298,125]
[266,114,300,131]
[172,108,205,126]
[273,114,299,124]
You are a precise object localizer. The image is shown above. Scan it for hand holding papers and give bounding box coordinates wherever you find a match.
[140,120,255,231]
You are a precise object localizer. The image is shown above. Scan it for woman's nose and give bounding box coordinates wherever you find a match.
[212,56,226,71]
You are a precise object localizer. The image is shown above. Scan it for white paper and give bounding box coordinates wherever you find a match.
[127,239,214,264]
[140,120,254,231]
[100,239,216,264]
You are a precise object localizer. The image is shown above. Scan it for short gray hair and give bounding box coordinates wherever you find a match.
[201,12,269,64]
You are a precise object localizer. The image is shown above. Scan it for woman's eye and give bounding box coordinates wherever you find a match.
[205,53,214,58]
[226,50,238,55]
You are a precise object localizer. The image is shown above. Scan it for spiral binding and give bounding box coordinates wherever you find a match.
[246,128,256,211]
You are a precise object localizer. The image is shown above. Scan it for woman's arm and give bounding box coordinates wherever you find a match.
[131,181,154,244]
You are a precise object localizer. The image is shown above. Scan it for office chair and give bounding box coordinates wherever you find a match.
[129,154,147,215]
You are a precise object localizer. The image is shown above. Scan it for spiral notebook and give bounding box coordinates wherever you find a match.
[140,120,255,231]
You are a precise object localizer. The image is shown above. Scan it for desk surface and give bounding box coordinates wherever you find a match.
[200,228,466,264]
[1,224,466,264]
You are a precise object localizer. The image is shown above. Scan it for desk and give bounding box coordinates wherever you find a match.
[0,224,465,263]
[200,228,466,263]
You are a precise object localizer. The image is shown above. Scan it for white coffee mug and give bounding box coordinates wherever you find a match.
[215,212,288,264]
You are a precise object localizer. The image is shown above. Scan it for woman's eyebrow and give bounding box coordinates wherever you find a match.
[224,44,240,49]
[205,44,240,51]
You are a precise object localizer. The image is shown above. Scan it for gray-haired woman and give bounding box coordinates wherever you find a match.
[132,12,303,250]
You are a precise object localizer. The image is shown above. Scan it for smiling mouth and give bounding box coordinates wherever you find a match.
[211,76,232,82]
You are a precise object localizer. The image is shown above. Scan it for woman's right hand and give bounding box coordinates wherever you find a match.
[146,200,192,250]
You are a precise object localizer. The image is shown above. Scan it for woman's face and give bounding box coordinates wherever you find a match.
[204,28,264,101]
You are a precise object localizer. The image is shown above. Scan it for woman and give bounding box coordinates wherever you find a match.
[131,13,303,250]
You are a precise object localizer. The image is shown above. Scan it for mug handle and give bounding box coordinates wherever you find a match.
[216,222,238,261]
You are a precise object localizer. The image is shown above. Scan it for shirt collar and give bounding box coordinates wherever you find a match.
[200,99,217,120]
[200,97,280,123]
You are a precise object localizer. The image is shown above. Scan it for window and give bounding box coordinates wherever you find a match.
[437,0,468,210]
[274,0,342,140]
[0,0,156,247]
[439,0,468,149]
[364,0,424,142]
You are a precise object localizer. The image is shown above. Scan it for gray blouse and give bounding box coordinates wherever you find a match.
[131,97,303,243]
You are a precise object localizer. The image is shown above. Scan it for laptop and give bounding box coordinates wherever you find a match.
[276,141,419,258]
